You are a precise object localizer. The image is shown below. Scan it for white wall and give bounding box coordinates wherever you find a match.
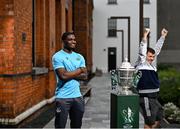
[143,0,157,66]
[93,0,140,73]
[144,0,157,48]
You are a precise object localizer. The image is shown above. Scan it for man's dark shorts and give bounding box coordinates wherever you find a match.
[140,97,163,126]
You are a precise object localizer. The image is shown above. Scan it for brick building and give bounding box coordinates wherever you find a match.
[0,0,93,126]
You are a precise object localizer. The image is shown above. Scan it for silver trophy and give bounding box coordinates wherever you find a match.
[116,58,136,95]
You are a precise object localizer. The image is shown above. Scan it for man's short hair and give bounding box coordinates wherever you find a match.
[61,32,75,41]
[147,47,155,54]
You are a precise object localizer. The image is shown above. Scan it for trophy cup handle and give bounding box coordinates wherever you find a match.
[132,71,142,87]
[110,69,118,90]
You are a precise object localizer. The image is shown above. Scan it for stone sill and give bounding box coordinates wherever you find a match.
[32,67,48,75]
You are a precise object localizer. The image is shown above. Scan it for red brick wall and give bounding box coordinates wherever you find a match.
[0,0,15,75]
[0,0,73,119]
[73,0,93,72]
[14,0,32,72]
[0,0,92,121]
[0,0,17,118]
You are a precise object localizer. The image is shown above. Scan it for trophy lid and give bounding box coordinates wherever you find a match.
[120,58,134,69]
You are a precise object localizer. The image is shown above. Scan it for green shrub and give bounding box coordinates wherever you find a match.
[163,102,180,124]
[158,64,174,71]
[158,65,180,107]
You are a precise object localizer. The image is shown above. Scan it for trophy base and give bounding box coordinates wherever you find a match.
[110,92,139,128]
[121,90,132,95]
[113,86,134,95]
[121,86,132,95]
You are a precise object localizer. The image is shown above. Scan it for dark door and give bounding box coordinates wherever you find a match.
[108,47,116,71]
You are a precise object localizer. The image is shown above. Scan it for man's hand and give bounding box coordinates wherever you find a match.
[79,67,87,74]
[161,28,168,38]
[143,28,150,41]
[76,67,88,80]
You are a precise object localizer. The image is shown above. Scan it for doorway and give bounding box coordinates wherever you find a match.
[108,47,117,71]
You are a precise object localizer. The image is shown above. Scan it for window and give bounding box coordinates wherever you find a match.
[143,18,150,28]
[32,0,49,75]
[108,0,117,5]
[144,0,150,4]
[108,18,117,37]
[143,18,150,46]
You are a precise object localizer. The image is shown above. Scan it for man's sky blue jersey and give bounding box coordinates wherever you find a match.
[52,50,86,98]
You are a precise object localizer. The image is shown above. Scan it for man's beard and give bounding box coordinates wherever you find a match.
[64,46,75,51]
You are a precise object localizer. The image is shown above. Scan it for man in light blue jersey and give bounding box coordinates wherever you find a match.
[135,28,168,129]
[52,32,87,129]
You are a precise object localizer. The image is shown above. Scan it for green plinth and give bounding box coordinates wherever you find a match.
[110,92,139,128]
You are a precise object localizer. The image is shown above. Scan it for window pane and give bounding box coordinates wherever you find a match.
[143,18,150,46]
[144,18,150,28]
[108,30,116,37]
[144,0,150,4]
[108,0,117,4]
[108,19,117,37]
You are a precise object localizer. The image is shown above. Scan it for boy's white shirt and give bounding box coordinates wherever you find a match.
[135,36,165,72]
